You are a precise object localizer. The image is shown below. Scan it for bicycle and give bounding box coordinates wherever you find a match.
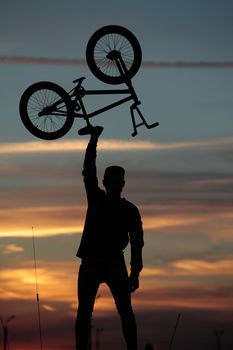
[19,25,159,139]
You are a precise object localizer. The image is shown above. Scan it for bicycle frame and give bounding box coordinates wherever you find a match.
[67,76,158,137]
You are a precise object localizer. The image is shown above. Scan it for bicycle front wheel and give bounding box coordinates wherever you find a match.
[86,25,142,85]
[19,82,74,140]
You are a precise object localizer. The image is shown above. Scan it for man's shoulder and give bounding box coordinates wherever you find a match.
[121,198,139,212]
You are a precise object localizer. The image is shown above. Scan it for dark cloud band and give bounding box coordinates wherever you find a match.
[1,56,233,68]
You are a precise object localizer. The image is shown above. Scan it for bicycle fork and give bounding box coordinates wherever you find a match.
[127,80,159,137]
[108,51,159,136]
[130,102,159,137]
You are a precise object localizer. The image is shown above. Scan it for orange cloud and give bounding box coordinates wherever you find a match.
[0,243,24,254]
[1,259,232,315]
[142,202,233,238]
[135,261,233,311]
[171,259,233,275]
[42,304,57,312]
[142,259,233,277]
[0,139,156,154]
[0,136,232,154]
[144,214,204,230]
[0,261,77,302]
[0,205,85,237]
[133,289,233,311]
[1,201,233,238]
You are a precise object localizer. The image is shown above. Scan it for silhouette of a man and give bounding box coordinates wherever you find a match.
[75,125,144,350]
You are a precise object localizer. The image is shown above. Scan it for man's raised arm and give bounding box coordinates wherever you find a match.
[81,126,103,198]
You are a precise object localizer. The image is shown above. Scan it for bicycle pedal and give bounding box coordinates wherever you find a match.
[147,122,159,129]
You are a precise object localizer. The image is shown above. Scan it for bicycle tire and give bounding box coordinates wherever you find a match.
[19,81,74,140]
[86,25,142,85]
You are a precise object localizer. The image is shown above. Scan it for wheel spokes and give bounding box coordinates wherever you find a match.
[27,89,68,132]
[93,33,135,77]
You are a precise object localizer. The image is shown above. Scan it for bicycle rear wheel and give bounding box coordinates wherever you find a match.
[19,81,74,140]
[86,25,142,85]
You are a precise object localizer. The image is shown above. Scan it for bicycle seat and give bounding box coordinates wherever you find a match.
[73,76,86,84]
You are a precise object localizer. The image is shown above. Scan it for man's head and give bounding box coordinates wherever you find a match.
[103,166,125,198]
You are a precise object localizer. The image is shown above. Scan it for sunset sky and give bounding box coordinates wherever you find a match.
[1,1,233,350]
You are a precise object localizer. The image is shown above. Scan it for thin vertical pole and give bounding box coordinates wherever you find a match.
[168,313,181,350]
[32,226,43,350]
[3,325,8,350]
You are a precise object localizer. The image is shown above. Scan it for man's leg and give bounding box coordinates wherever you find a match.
[75,261,100,350]
[107,259,138,350]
